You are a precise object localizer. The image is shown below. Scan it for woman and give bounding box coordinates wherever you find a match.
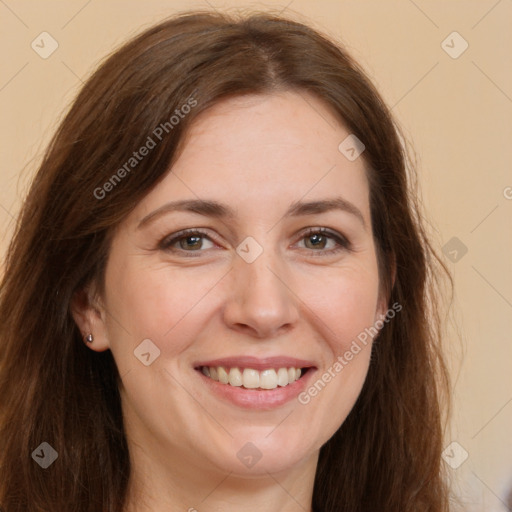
[0,10,452,512]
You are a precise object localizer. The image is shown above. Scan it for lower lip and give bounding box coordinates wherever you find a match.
[196,369,315,409]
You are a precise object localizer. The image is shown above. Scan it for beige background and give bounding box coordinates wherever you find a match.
[1,1,511,510]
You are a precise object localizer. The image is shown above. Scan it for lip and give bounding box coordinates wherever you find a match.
[194,355,316,371]
[193,356,317,410]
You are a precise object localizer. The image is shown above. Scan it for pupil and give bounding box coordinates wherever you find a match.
[308,234,325,249]
[182,236,201,250]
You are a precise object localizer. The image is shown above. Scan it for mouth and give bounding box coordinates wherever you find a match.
[197,365,312,390]
[193,356,316,409]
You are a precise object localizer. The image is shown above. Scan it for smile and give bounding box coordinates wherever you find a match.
[194,356,316,408]
[200,366,304,389]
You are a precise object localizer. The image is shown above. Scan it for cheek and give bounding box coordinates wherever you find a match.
[300,261,381,354]
[294,269,379,437]
[104,258,224,359]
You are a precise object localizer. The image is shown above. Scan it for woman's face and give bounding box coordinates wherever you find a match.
[79,91,387,477]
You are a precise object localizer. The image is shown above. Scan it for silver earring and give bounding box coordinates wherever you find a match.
[85,334,94,343]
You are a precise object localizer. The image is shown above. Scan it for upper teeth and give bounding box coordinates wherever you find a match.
[201,366,302,389]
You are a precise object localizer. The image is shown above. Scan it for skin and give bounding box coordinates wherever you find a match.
[72,91,389,512]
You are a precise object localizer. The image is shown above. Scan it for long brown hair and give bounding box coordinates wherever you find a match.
[0,10,452,511]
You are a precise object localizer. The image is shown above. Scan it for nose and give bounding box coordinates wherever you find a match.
[222,251,300,339]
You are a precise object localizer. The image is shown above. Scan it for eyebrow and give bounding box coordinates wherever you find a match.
[137,197,367,230]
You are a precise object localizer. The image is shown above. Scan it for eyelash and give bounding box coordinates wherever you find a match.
[158,227,352,257]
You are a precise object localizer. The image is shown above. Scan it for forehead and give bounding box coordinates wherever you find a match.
[137,91,370,223]
[178,91,355,174]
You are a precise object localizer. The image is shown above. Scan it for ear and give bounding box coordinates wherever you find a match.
[70,284,110,352]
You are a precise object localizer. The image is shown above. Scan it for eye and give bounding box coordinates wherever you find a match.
[159,227,351,257]
[159,229,216,255]
[295,228,351,256]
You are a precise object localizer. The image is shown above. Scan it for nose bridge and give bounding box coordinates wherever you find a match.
[223,242,299,337]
